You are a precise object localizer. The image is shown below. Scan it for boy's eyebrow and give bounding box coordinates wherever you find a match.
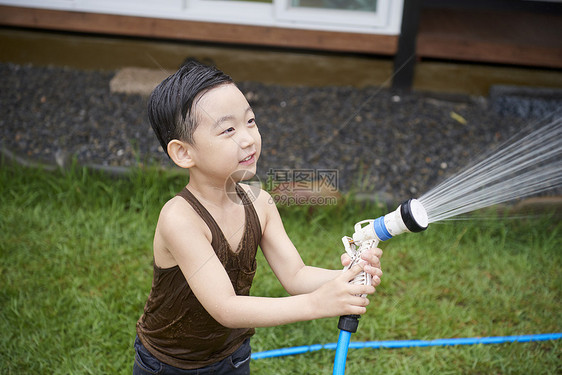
[213,106,254,128]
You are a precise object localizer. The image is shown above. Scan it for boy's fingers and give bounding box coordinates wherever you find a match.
[350,284,376,297]
[364,264,383,278]
[361,248,383,267]
[349,295,370,307]
[342,263,365,281]
[341,253,352,267]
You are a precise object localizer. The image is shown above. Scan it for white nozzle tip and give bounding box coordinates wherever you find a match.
[400,199,428,232]
[410,199,429,229]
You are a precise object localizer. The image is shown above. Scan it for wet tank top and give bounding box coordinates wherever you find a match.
[136,184,262,369]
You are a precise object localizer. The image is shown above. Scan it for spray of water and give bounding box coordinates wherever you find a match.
[419,114,562,223]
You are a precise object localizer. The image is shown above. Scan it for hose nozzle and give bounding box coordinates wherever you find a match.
[342,198,429,296]
[338,199,429,355]
[352,199,428,243]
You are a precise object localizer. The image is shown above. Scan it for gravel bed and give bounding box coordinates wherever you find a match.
[1,62,558,202]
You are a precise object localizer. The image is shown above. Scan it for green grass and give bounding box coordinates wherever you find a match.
[0,162,560,374]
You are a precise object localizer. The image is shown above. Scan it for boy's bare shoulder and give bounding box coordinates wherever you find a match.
[157,195,208,237]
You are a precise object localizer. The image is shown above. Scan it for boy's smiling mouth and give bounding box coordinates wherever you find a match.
[239,153,256,164]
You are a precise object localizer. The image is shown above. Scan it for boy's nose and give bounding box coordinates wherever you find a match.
[237,128,256,148]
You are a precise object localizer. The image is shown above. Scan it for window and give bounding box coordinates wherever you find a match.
[275,0,393,30]
[0,0,402,34]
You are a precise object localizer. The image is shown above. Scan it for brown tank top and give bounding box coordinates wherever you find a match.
[136,184,262,370]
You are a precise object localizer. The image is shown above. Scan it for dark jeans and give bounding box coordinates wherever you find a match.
[133,336,251,375]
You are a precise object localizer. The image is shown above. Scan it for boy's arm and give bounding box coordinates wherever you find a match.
[256,190,382,295]
[156,197,374,329]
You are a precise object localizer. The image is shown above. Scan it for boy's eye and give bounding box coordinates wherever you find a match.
[221,127,235,135]
[248,118,256,125]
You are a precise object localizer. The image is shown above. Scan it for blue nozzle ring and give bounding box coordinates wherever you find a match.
[373,216,393,241]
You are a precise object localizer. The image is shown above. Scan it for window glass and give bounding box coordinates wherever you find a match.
[291,0,377,12]
[203,0,272,2]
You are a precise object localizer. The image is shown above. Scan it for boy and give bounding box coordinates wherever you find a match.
[134,60,383,374]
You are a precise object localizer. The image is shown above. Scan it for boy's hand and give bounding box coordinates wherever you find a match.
[310,264,376,317]
[341,247,383,287]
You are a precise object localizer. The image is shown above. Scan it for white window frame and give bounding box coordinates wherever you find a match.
[0,0,403,34]
[79,0,183,16]
[0,0,184,18]
[185,0,274,26]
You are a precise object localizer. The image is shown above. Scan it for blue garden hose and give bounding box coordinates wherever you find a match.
[333,329,352,375]
[251,332,562,360]
[332,314,360,374]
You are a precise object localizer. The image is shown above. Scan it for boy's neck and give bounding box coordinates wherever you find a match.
[186,177,242,208]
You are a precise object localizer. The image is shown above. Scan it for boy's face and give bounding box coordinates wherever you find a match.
[190,83,262,184]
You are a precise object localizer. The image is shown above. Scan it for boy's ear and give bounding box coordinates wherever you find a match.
[167,140,195,169]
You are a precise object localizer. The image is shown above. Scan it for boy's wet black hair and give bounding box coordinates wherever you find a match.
[148,59,234,157]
